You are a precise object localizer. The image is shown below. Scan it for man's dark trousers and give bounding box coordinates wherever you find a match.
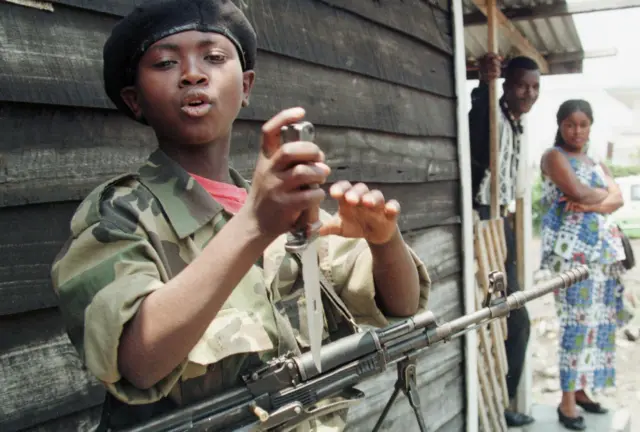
[475,204,530,402]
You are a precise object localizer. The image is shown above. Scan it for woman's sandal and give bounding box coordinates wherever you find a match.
[557,406,586,431]
[576,399,609,414]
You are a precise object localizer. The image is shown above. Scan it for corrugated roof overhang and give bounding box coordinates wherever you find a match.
[462,0,591,79]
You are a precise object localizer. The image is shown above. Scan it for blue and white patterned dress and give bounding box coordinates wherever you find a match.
[539,149,627,393]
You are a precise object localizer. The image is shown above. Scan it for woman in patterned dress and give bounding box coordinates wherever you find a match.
[539,99,627,430]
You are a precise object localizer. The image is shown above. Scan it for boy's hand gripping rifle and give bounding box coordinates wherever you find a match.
[123,265,589,432]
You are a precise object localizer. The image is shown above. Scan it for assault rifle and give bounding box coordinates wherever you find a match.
[123,265,589,432]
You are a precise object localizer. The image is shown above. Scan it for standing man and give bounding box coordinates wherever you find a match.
[469,54,541,427]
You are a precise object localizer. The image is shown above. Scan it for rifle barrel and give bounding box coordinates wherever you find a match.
[506,264,589,308]
[120,265,590,432]
[385,265,589,361]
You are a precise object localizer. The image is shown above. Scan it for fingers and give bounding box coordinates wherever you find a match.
[261,107,306,158]
[330,181,374,205]
[279,187,326,210]
[344,183,371,205]
[362,189,385,209]
[384,199,401,218]
[279,162,331,190]
[479,52,502,81]
[566,202,584,212]
[272,141,325,171]
[482,52,502,66]
[317,216,342,237]
[329,181,400,218]
[483,52,502,60]
[330,181,360,203]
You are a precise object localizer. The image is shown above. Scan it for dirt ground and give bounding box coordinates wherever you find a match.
[527,238,640,430]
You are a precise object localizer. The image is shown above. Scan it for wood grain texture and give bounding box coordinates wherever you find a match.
[46,0,453,62]
[48,0,453,17]
[405,224,462,282]
[322,182,461,232]
[48,0,131,16]
[1,180,460,233]
[0,104,458,206]
[21,406,102,432]
[0,198,460,316]
[346,275,464,431]
[347,347,464,432]
[0,310,104,432]
[0,3,456,125]
[0,273,462,431]
[317,0,453,54]
[241,0,454,96]
[437,415,466,432]
[0,202,78,316]
[431,0,450,12]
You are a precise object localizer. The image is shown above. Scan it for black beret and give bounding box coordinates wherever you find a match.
[103,0,257,122]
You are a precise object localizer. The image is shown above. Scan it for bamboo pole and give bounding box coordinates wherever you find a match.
[469,0,549,74]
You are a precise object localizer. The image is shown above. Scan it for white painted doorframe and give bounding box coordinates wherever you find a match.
[452,1,479,431]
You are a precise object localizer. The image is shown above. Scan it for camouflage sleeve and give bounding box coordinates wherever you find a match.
[51,181,187,405]
[318,211,431,328]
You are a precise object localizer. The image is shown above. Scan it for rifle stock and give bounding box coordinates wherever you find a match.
[122,265,589,432]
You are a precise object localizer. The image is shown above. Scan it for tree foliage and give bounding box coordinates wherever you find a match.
[603,163,640,178]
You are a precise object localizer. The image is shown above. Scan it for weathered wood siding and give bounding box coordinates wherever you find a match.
[0,1,464,431]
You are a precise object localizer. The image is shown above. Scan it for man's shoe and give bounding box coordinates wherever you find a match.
[505,410,535,427]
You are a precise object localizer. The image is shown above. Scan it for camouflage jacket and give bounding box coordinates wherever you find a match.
[51,148,431,431]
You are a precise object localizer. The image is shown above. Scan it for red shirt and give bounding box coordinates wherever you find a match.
[189,172,247,215]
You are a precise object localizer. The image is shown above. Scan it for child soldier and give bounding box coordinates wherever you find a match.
[51,0,431,430]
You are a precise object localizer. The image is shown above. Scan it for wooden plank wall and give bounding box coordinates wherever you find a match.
[0,1,463,431]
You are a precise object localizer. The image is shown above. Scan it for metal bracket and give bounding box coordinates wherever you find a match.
[283,220,323,253]
[243,353,300,396]
[482,270,507,308]
[372,356,427,432]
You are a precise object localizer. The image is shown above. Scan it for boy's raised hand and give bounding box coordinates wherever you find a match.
[245,107,400,245]
[318,181,401,245]
[244,107,330,239]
